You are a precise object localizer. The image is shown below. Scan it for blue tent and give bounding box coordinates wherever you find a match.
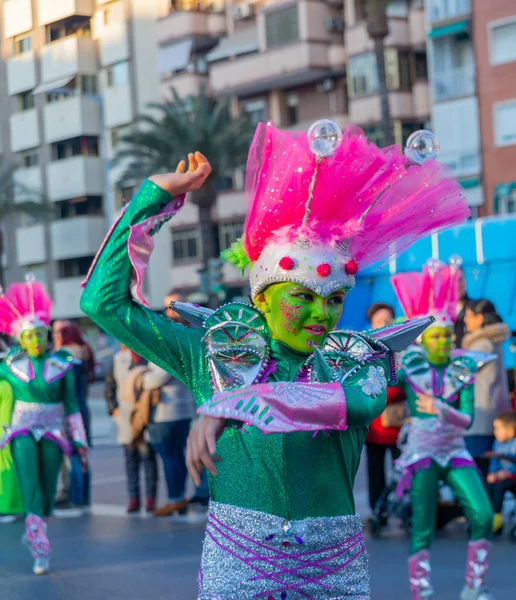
[339,215,516,368]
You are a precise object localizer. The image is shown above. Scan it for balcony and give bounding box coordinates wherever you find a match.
[157,9,226,44]
[6,52,37,95]
[434,66,475,101]
[37,0,94,27]
[10,109,40,153]
[98,20,129,67]
[41,35,97,83]
[428,0,471,24]
[209,41,342,97]
[349,92,417,125]
[16,225,47,266]
[47,156,104,202]
[160,73,209,101]
[53,276,86,318]
[43,95,101,143]
[50,215,105,260]
[4,0,33,39]
[13,166,42,203]
[103,83,133,128]
[346,20,411,57]
[439,150,481,178]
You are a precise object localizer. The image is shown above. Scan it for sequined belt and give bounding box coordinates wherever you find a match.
[11,401,65,431]
[398,417,472,470]
[198,501,370,600]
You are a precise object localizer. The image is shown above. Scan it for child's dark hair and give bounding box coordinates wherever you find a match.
[495,411,516,428]
[468,298,503,327]
[366,302,395,323]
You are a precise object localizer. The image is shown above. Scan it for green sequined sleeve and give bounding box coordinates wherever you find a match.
[80,180,208,391]
[344,364,387,427]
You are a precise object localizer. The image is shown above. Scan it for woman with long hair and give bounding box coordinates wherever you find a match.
[80,123,468,597]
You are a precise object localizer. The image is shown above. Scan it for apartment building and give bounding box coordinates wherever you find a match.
[157,0,431,296]
[0,0,170,322]
[472,0,516,215]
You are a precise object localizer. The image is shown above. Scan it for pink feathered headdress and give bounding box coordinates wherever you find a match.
[391,259,461,326]
[222,121,470,299]
[0,280,52,338]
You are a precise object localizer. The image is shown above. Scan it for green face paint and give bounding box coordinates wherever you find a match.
[261,282,346,353]
[421,325,452,365]
[20,326,48,358]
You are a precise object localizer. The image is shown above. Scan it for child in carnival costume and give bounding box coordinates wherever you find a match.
[80,121,469,598]
[392,259,496,600]
[0,278,88,575]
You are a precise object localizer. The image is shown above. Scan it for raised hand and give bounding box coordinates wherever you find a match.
[415,392,438,415]
[149,151,212,197]
[186,415,225,486]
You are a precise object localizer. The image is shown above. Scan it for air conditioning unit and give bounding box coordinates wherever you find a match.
[232,2,252,20]
[316,78,335,93]
[326,17,344,34]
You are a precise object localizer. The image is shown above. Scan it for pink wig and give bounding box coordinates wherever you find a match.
[0,282,52,338]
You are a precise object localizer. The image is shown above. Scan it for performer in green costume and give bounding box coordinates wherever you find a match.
[0,279,88,575]
[0,379,22,517]
[81,123,468,598]
[392,259,495,600]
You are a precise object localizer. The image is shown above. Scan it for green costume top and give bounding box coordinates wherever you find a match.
[0,349,86,455]
[80,180,389,520]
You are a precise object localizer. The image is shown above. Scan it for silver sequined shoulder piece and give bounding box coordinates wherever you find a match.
[203,302,271,393]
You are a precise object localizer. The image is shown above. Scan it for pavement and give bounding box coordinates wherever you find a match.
[0,383,514,599]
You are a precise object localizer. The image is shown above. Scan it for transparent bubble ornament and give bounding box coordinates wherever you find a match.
[405,130,440,165]
[307,119,342,157]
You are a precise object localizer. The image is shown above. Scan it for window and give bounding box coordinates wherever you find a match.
[265,6,299,49]
[115,184,136,209]
[243,99,266,126]
[46,16,91,43]
[17,91,34,112]
[362,125,385,148]
[498,187,516,215]
[387,0,408,18]
[20,149,39,168]
[414,51,428,80]
[57,256,95,278]
[490,19,516,66]
[110,126,130,151]
[172,229,201,263]
[80,75,98,95]
[219,221,244,251]
[55,197,103,219]
[286,93,299,126]
[24,264,47,286]
[494,101,516,147]
[51,137,99,161]
[348,53,379,97]
[14,34,31,55]
[106,61,130,87]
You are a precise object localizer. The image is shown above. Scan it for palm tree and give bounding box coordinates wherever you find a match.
[113,85,255,300]
[365,0,395,146]
[0,160,50,288]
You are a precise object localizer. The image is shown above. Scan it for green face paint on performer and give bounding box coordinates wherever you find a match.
[20,326,48,358]
[255,282,346,353]
[421,325,452,365]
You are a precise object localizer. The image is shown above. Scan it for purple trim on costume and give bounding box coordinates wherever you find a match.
[396,458,432,498]
[388,351,397,383]
[81,204,129,288]
[66,412,88,448]
[257,359,277,383]
[451,457,476,469]
[25,514,51,558]
[295,366,310,383]
[206,512,365,598]
[127,195,185,306]
[0,428,72,455]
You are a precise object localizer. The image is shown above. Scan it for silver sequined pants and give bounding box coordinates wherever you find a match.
[198,501,370,600]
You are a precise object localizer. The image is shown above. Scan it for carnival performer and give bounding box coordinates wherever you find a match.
[0,378,23,520]
[392,259,495,600]
[81,122,469,599]
[0,279,88,575]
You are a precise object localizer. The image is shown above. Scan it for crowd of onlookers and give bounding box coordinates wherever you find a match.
[365,269,516,536]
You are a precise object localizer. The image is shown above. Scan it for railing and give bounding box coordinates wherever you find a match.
[429,0,471,23]
[433,66,475,101]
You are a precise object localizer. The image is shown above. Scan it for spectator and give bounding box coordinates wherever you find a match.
[463,299,511,475]
[148,291,208,516]
[485,411,516,534]
[454,268,474,348]
[365,303,406,522]
[53,320,95,508]
[106,347,159,513]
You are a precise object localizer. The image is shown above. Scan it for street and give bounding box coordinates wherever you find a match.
[0,386,514,599]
